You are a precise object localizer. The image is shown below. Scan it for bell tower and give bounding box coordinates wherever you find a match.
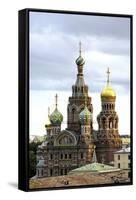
[67,42,93,133]
[96,68,122,164]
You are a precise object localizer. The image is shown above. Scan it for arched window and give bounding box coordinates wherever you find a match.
[109,120,112,129]
[115,120,118,129]
[65,154,67,159]
[72,108,76,122]
[61,153,63,159]
[81,153,83,159]
[102,118,106,129]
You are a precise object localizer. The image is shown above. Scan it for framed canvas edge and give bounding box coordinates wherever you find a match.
[18,8,133,192]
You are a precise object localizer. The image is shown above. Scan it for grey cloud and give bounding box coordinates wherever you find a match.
[30,11,130,95]
[30,12,130,40]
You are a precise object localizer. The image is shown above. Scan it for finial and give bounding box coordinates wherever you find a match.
[107,67,110,85]
[55,94,58,108]
[79,41,82,56]
[48,107,50,117]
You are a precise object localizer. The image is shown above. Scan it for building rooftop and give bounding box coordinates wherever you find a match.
[69,162,120,174]
[114,147,130,154]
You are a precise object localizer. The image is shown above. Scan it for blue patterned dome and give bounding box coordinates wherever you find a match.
[79,105,92,124]
[50,108,63,125]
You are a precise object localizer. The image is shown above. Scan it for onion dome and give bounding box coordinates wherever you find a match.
[50,94,63,125]
[79,102,92,124]
[76,55,85,66]
[101,68,116,100]
[101,85,116,98]
[75,41,85,66]
[50,108,63,125]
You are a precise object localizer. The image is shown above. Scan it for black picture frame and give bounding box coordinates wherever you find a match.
[18,8,133,192]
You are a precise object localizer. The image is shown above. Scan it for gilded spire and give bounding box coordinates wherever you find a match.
[107,67,110,85]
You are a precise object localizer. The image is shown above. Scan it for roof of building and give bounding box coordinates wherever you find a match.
[37,160,46,167]
[69,162,120,174]
[114,147,130,154]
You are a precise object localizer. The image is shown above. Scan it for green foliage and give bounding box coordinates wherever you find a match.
[29,150,36,178]
[29,141,42,178]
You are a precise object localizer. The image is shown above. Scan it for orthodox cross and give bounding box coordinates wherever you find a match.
[55,94,58,108]
[79,41,82,56]
[107,67,110,84]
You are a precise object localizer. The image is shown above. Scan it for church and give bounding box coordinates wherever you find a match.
[36,43,122,178]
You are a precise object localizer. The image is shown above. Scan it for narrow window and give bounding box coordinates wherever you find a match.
[65,154,67,159]
[50,169,53,176]
[60,169,63,175]
[50,154,53,160]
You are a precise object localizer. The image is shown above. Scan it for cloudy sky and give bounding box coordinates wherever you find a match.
[29,11,130,136]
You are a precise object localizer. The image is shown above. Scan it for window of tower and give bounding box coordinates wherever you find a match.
[69,154,72,159]
[72,108,76,122]
[61,153,63,159]
[81,153,83,159]
[50,153,53,160]
[115,120,118,129]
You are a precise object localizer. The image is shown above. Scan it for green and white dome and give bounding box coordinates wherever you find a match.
[50,108,63,125]
[79,105,92,124]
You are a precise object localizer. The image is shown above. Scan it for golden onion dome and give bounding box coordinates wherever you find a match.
[101,68,116,100]
[101,84,116,98]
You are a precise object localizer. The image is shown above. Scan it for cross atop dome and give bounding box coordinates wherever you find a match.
[107,67,110,85]
[79,41,82,56]
[55,94,58,108]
